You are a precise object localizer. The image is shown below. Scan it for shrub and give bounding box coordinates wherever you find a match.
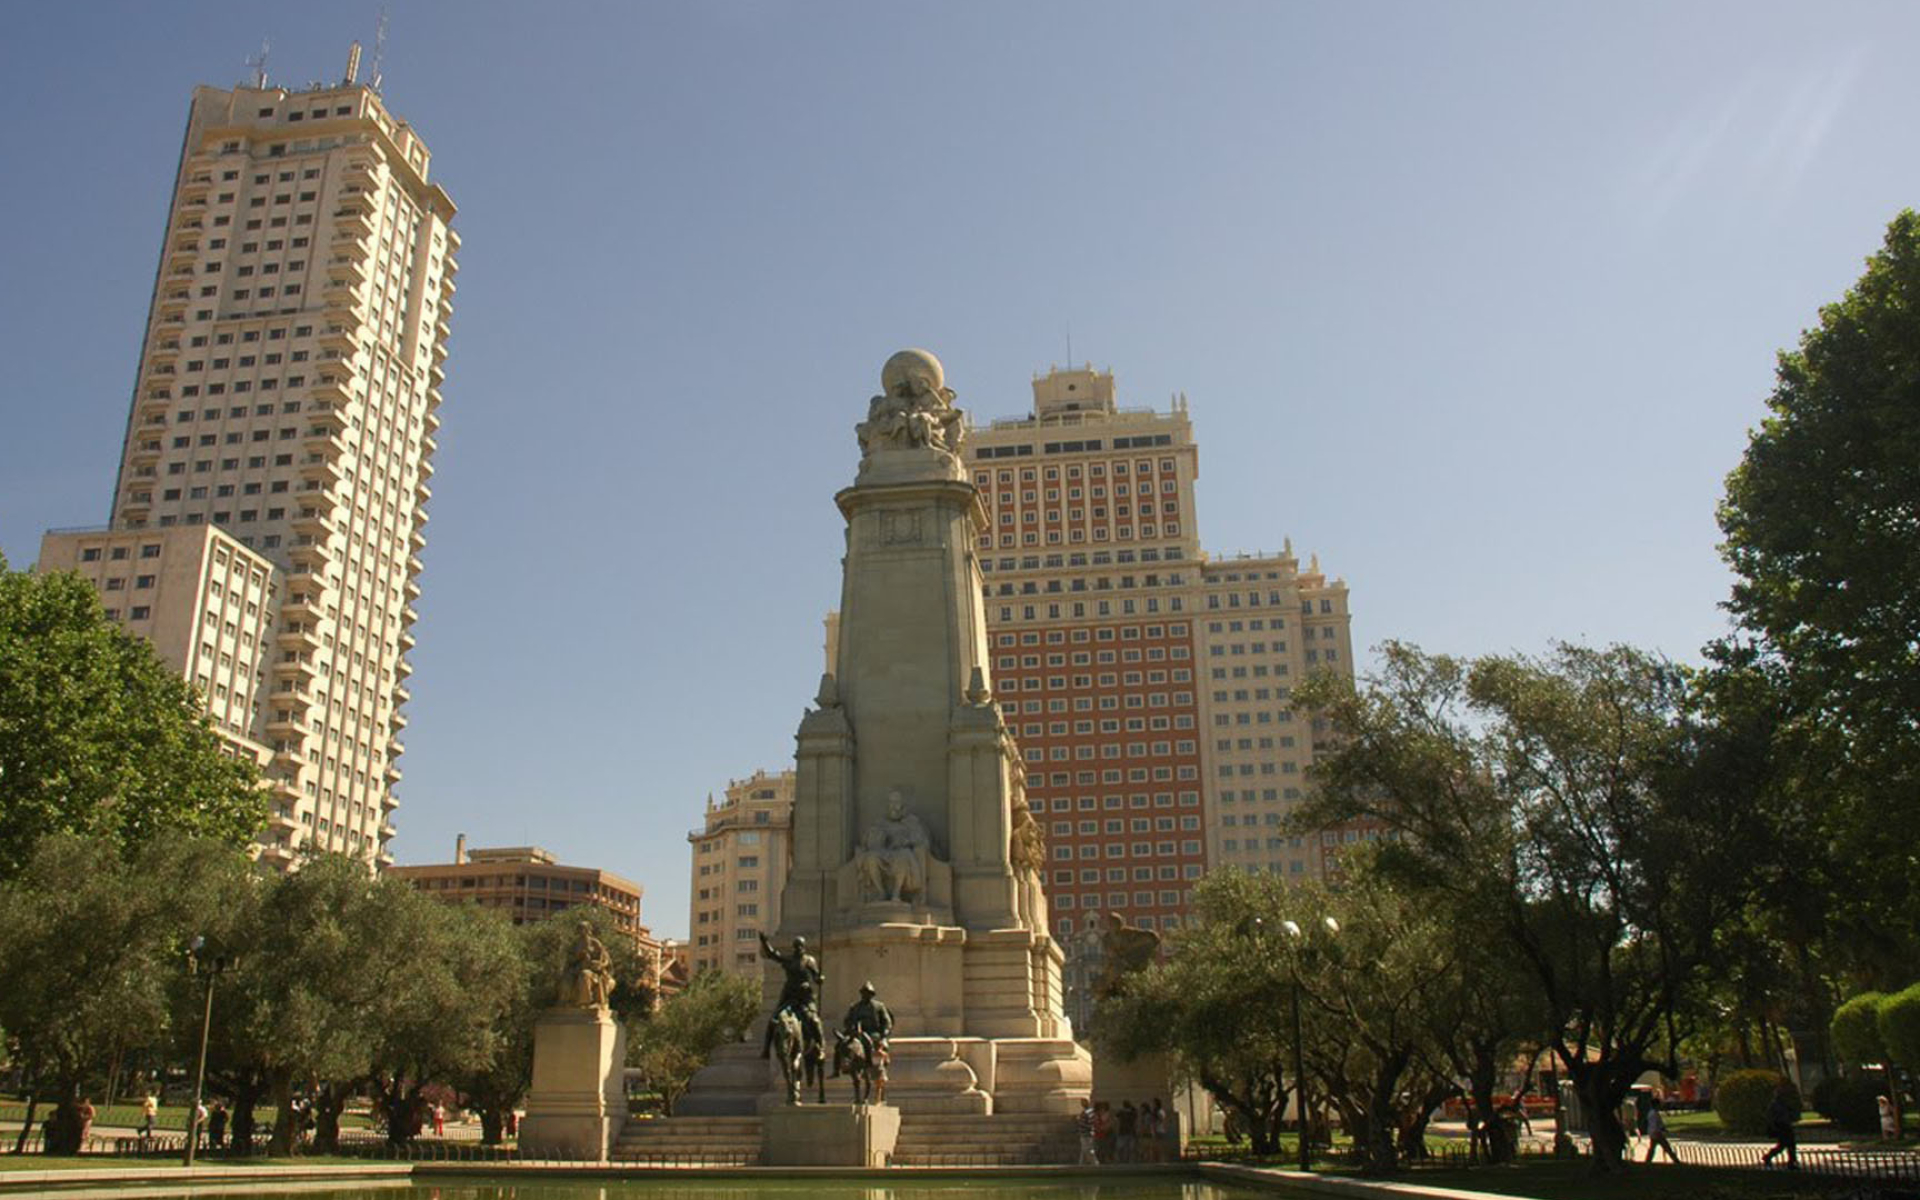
[1877,984,1920,1071]
[1714,1069,1798,1135]
[1833,992,1889,1066]
[1812,1074,1884,1134]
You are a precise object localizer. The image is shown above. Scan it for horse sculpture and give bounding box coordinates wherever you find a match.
[832,1029,887,1105]
[770,1008,807,1104]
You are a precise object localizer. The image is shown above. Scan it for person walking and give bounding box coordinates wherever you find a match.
[1076,1097,1099,1165]
[208,1103,228,1150]
[432,1103,446,1137]
[140,1093,159,1140]
[1760,1081,1799,1170]
[1641,1097,1679,1163]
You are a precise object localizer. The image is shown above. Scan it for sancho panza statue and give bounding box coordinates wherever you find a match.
[854,790,935,904]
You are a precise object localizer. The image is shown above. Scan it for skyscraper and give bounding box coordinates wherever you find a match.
[38,59,457,868]
[685,769,795,978]
[967,365,1355,939]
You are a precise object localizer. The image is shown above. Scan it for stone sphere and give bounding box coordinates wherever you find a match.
[881,348,945,397]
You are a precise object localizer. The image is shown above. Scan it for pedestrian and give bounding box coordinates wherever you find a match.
[194,1100,208,1149]
[1076,1097,1099,1165]
[209,1103,228,1150]
[1095,1101,1115,1164]
[1142,1099,1163,1162]
[1760,1081,1798,1170]
[432,1103,445,1137]
[76,1097,96,1150]
[1116,1100,1138,1162]
[1641,1097,1678,1163]
[1880,1095,1900,1142]
[140,1092,159,1140]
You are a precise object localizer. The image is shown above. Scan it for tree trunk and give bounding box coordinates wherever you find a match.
[1470,1061,1514,1165]
[229,1075,263,1154]
[1573,1065,1628,1175]
[1360,1052,1411,1175]
[268,1068,297,1157]
[10,1088,37,1155]
[312,1084,347,1154]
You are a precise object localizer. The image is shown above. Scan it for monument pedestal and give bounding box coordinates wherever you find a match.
[674,1042,771,1116]
[761,1103,901,1167]
[519,1008,627,1159]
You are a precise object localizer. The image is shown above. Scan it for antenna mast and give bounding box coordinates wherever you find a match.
[246,37,271,89]
[368,9,389,92]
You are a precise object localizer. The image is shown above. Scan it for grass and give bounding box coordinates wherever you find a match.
[0,1154,386,1173]
[0,1099,374,1133]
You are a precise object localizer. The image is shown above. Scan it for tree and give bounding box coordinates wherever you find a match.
[1717,211,1920,980]
[1296,642,1782,1173]
[0,554,267,879]
[628,969,758,1115]
[0,834,254,1153]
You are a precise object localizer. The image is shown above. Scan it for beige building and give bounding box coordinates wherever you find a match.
[392,840,664,983]
[686,769,794,978]
[965,365,1356,937]
[37,59,456,869]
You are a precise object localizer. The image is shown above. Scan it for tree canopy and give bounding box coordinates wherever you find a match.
[0,554,267,878]
[1716,210,1920,981]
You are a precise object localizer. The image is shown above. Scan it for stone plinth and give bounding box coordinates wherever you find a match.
[674,1043,770,1116]
[520,1008,627,1159]
[762,1103,902,1167]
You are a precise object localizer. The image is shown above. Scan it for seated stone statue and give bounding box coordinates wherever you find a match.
[560,921,615,1011]
[854,790,933,904]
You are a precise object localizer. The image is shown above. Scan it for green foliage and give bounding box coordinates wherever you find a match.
[0,833,256,1141]
[1713,1069,1797,1135]
[1810,1074,1883,1134]
[628,969,759,1113]
[1716,211,1920,979]
[1831,992,1889,1066]
[1876,983,1920,1070]
[1294,641,1786,1173]
[0,554,268,879]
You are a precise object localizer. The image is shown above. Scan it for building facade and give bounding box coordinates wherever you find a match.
[392,840,664,985]
[686,768,794,978]
[966,365,1355,939]
[37,61,457,868]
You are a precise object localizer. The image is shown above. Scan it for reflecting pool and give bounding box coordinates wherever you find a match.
[64,1177,1277,1200]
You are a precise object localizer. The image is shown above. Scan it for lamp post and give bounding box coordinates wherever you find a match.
[1280,915,1339,1174]
[183,936,233,1168]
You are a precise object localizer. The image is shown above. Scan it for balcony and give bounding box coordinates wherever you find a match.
[406,553,425,576]
[280,594,323,623]
[414,480,431,504]
[268,810,301,834]
[389,737,405,760]
[395,655,413,679]
[271,742,305,769]
[127,441,162,465]
[311,375,353,407]
[409,526,426,552]
[385,764,403,784]
[274,654,318,682]
[326,255,368,287]
[148,339,182,363]
[276,623,322,653]
[380,789,400,810]
[419,457,435,480]
[389,708,408,730]
[333,207,375,241]
[318,324,362,355]
[291,508,336,538]
[288,537,330,569]
[256,843,296,869]
[266,710,310,737]
[179,175,213,202]
[300,455,342,487]
[397,627,416,652]
[336,189,376,216]
[303,431,345,461]
[322,280,364,312]
[426,364,445,391]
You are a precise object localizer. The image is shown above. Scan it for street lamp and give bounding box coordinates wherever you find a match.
[183,936,234,1168]
[1281,916,1339,1173]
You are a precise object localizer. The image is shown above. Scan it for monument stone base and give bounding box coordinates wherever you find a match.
[761,1103,901,1167]
[519,1008,627,1159]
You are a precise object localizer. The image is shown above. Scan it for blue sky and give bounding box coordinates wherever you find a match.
[3,2,1915,937]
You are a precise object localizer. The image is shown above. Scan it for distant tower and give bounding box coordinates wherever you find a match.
[39,61,460,870]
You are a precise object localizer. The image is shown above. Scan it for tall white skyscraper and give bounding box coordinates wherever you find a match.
[39,59,458,869]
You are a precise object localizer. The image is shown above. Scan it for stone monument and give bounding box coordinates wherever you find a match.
[681,350,1092,1124]
[519,922,628,1159]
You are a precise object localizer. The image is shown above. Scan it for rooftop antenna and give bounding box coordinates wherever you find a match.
[343,41,362,86]
[368,8,389,92]
[246,37,271,89]
[1065,323,1073,370]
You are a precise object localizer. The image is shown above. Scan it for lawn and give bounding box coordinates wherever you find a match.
[0,1099,375,1133]
[0,1154,381,1172]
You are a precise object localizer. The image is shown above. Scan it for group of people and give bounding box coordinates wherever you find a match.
[1074,1097,1176,1164]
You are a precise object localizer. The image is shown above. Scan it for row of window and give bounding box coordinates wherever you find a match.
[983,548,1184,572]
[975,457,1178,482]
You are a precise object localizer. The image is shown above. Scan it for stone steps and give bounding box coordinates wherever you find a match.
[892,1113,1078,1166]
[612,1116,762,1164]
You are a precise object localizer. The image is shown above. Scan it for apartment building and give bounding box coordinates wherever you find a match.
[967,365,1356,937]
[687,769,795,977]
[37,57,457,868]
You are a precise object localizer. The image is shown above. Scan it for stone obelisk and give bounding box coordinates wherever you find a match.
[679,350,1090,1118]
